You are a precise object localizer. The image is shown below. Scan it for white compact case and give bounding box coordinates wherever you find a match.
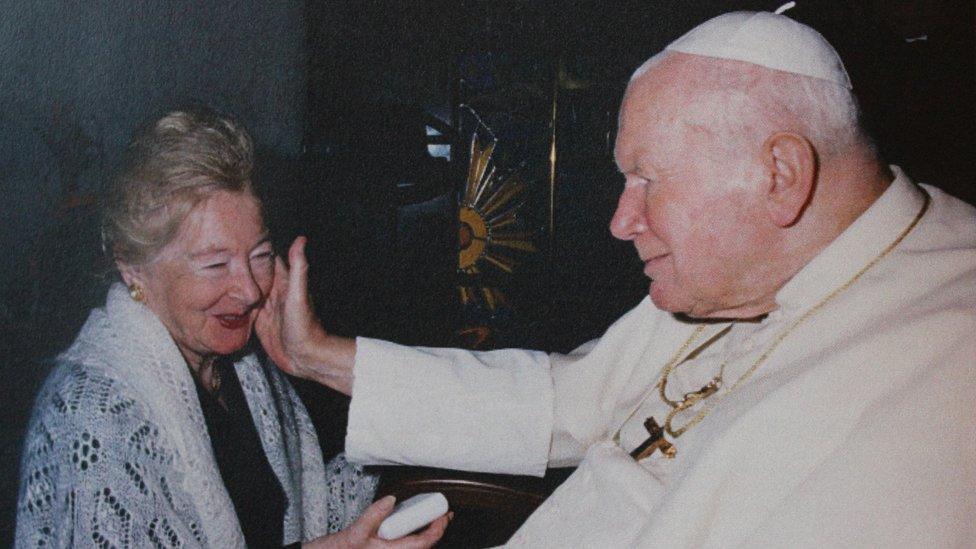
[377,492,450,540]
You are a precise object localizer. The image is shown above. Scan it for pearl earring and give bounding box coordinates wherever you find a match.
[128,284,145,302]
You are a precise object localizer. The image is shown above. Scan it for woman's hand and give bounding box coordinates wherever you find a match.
[303,496,450,549]
[256,237,356,394]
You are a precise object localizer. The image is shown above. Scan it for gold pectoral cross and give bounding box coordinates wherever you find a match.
[630,417,676,460]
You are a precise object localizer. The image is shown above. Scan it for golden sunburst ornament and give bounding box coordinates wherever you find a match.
[457,134,536,309]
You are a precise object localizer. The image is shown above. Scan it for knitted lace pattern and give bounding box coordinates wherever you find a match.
[15,284,377,547]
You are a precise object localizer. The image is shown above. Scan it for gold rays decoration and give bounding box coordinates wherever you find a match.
[458,133,537,310]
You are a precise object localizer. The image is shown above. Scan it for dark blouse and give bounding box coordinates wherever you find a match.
[194,360,300,548]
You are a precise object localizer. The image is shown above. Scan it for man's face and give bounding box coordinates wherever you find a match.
[611,56,775,318]
[129,191,275,367]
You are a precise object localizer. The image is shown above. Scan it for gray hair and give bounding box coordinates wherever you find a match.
[102,110,256,266]
[627,51,871,161]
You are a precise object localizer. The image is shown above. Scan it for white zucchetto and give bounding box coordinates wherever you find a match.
[665,11,852,89]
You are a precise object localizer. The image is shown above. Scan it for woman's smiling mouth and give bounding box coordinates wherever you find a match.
[216,313,250,330]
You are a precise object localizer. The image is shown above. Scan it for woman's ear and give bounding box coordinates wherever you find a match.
[116,260,146,290]
[760,132,817,227]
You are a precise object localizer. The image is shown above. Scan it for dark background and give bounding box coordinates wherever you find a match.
[1,1,972,543]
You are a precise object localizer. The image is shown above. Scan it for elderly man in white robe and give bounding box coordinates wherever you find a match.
[258,10,976,548]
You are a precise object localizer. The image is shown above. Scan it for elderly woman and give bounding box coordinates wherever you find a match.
[15,111,447,547]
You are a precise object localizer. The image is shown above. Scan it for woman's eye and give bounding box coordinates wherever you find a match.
[204,262,227,270]
[252,251,275,262]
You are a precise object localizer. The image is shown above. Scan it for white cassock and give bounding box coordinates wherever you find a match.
[346,167,976,548]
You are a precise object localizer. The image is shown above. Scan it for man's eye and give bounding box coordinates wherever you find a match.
[252,251,275,262]
[204,262,227,270]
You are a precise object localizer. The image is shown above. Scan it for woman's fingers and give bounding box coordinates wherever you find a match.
[387,513,450,548]
[309,496,449,548]
[347,495,397,540]
[346,496,448,548]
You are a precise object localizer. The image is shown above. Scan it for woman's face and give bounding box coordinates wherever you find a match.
[121,190,274,369]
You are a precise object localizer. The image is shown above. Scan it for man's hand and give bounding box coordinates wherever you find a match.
[256,236,325,377]
[256,236,356,394]
[303,496,450,549]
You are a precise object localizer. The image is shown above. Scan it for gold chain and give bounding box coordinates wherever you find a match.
[612,325,707,446]
[658,326,731,437]
[657,324,734,417]
[661,189,930,439]
[614,188,931,454]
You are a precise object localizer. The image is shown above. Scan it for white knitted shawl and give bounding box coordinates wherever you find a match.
[16,283,376,547]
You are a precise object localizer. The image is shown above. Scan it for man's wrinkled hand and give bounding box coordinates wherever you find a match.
[256,236,328,379]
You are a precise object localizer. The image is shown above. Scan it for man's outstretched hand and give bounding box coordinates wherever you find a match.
[257,236,356,395]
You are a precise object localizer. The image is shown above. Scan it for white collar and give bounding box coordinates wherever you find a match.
[774,166,926,314]
[104,281,188,367]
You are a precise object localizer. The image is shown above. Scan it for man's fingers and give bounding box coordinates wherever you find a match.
[272,255,290,302]
[256,259,280,332]
[287,236,310,307]
[255,254,291,371]
[257,256,287,329]
[274,254,290,280]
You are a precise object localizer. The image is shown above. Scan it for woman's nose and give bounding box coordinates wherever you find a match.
[610,184,648,241]
[231,267,263,306]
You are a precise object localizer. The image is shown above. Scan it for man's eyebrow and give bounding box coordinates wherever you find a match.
[617,162,648,177]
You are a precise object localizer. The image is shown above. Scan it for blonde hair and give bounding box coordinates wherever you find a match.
[102,110,256,266]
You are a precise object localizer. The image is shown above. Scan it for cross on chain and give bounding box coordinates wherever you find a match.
[629,417,676,460]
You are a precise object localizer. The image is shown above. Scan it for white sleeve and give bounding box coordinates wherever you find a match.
[345,337,555,476]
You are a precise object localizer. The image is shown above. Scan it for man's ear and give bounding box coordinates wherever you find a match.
[760,132,817,227]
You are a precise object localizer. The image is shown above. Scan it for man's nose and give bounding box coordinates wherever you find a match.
[610,184,648,241]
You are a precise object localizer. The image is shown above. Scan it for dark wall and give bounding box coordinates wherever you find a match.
[0,0,307,305]
[301,0,975,353]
